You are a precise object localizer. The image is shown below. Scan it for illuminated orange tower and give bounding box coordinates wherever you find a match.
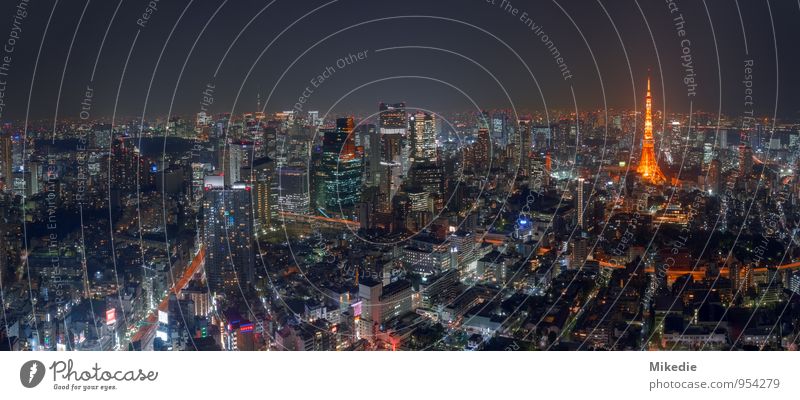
[636,77,666,185]
[544,151,552,186]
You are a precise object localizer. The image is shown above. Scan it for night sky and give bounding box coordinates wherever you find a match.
[1,0,799,122]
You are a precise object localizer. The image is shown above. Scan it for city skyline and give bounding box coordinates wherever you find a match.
[2,0,800,354]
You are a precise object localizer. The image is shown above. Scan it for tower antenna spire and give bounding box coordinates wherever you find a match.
[636,72,666,185]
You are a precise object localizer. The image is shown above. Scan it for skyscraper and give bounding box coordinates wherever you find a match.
[738,140,753,179]
[316,118,363,215]
[378,103,407,213]
[411,111,437,163]
[518,119,532,177]
[636,77,666,185]
[528,153,546,191]
[411,162,444,197]
[111,138,141,194]
[203,176,255,294]
[540,151,552,188]
[406,111,443,211]
[577,177,585,229]
[252,157,276,231]
[465,128,490,171]
[379,102,407,133]
[277,166,310,215]
[708,158,721,195]
[1,130,12,191]
[571,237,588,269]
[359,124,380,188]
[220,141,249,187]
[491,112,508,146]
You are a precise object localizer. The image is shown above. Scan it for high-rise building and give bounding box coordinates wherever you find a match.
[790,271,800,295]
[528,153,546,190]
[409,110,444,210]
[316,118,363,215]
[465,128,490,171]
[533,125,551,149]
[450,230,477,277]
[359,124,381,188]
[202,176,255,294]
[407,188,430,213]
[529,150,552,191]
[263,126,279,162]
[411,162,443,198]
[491,112,508,146]
[571,237,589,269]
[252,157,276,231]
[220,141,249,187]
[196,112,212,132]
[191,162,212,204]
[636,77,666,185]
[708,158,721,195]
[379,102,407,134]
[576,177,585,229]
[277,166,310,215]
[738,141,753,179]
[402,236,452,276]
[518,119,532,176]
[703,142,714,166]
[411,112,437,163]
[307,111,320,127]
[378,103,407,213]
[0,130,11,191]
[212,114,230,139]
[23,162,40,197]
[358,278,413,338]
[111,138,141,194]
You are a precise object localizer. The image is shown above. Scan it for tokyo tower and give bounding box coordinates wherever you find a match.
[636,76,666,185]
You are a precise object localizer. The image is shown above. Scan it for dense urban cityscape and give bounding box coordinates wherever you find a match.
[3,85,800,351]
[2,0,800,352]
